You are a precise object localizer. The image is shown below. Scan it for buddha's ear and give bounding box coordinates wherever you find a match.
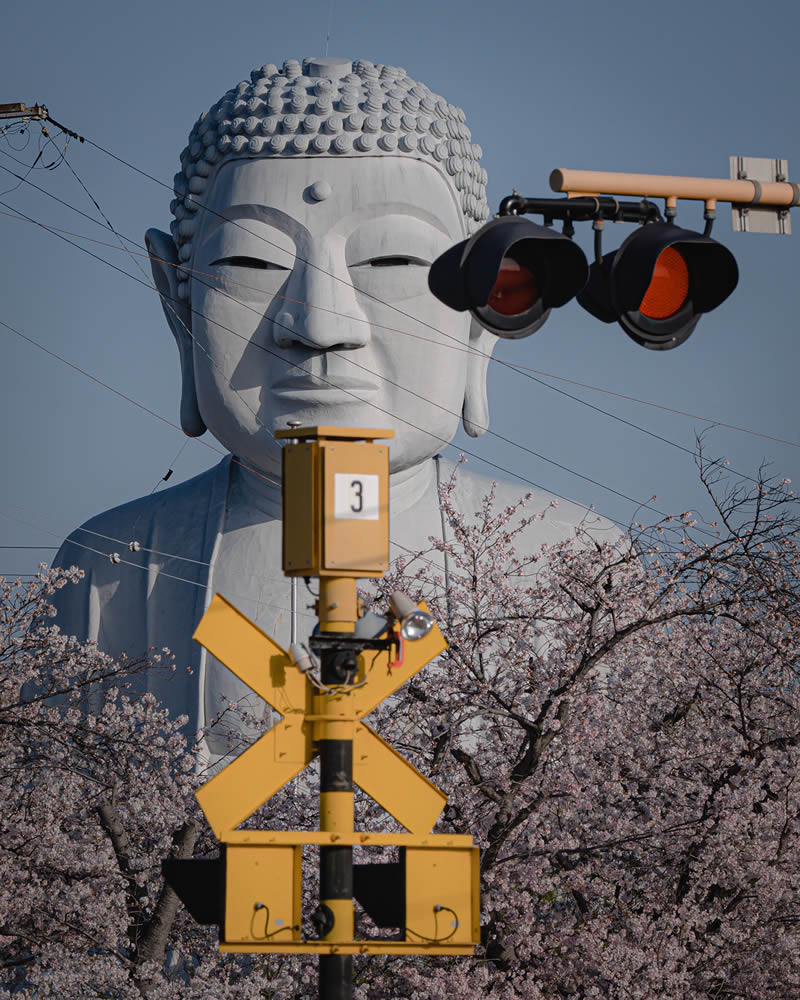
[144,228,206,437]
[462,317,497,437]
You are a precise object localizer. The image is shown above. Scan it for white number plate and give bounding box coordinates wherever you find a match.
[334,473,379,520]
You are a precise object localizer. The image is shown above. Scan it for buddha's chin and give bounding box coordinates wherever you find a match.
[266,394,387,435]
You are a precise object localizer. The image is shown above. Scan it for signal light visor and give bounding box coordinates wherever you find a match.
[427,215,589,339]
[577,221,739,350]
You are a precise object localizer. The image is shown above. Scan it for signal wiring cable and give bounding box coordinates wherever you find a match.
[0,154,792,462]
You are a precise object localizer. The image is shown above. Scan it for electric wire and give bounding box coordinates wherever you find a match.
[77,131,781,458]
[77,525,213,567]
[0,193,791,459]
[49,147,207,505]
[0,506,316,621]
[0,188,664,525]
[0,315,280,491]
[502,361,800,451]
[0,151,791,465]
[0,134,772,535]
[149,439,189,494]
[0,156,456,580]
[0,313,449,579]
[0,129,752,588]
[0,157,789,468]
[0,143,42,198]
[17,152,282,459]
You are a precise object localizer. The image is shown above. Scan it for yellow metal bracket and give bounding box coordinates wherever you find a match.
[193,594,448,837]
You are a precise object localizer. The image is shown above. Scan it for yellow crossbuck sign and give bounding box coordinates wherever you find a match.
[193,594,449,837]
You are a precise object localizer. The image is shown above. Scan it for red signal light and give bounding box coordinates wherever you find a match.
[487,256,539,316]
[638,246,689,319]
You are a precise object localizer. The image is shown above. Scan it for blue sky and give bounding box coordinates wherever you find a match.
[2,0,799,577]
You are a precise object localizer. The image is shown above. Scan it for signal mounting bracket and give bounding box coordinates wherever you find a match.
[498,194,663,226]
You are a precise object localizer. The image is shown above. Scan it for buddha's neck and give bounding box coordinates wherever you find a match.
[229,453,436,519]
[228,456,282,519]
[389,458,437,514]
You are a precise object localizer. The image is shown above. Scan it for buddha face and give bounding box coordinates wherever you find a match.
[154,153,490,476]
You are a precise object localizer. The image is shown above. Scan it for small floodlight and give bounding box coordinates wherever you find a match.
[289,642,317,674]
[388,591,435,642]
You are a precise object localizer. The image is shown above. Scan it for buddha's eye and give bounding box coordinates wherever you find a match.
[353,255,429,268]
[211,256,289,270]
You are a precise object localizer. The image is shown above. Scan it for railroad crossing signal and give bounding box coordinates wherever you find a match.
[163,427,480,976]
[430,162,798,350]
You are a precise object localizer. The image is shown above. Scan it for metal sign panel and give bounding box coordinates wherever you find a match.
[224,844,302,944]
[405,847,480,946]
[322,440,389,574]
[730,156,792,234]
[282,441,318,574]
[353,723,447,833]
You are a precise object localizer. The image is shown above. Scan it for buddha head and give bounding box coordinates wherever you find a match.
[146,57,496,476]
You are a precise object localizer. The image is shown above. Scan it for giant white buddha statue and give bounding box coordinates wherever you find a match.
[52,57,616,753]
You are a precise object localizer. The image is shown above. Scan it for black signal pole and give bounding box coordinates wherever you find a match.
[311,579,360,1000]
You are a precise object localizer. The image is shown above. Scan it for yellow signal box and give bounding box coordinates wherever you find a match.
[224,844,302,945]
[405,847,480,946]
[276,426,393,577]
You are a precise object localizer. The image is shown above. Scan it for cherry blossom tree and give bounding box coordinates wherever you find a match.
[368,457,800,999]
[2,457,798,999]
[0,568,305,999]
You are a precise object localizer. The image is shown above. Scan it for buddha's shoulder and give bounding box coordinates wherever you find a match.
[436,455,622,546]
[54,457,231,568]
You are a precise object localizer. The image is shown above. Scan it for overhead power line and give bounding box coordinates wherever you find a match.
[0,505,316,621]
[1,173,653,521]
[0,188,716,522]
[0,127,764,534]
[0,155,791,463]
[0,314,451,575]
[0,316,279,490]
[5,113,797,457]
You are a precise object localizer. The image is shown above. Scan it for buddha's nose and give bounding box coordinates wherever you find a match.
[272,247,370,350]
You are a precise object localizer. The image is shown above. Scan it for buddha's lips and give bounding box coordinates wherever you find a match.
[271,373,379,392]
